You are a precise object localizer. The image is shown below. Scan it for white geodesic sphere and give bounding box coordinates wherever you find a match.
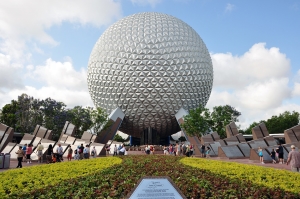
[87,12,213,138]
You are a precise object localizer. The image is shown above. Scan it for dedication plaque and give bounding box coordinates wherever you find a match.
[127,176,186,199]
[221,146,244,158]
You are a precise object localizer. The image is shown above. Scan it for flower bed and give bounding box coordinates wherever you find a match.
[5,155,299,199]
[0,157,122,198]
[181,157,300,194]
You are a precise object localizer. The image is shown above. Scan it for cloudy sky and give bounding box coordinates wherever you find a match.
[0,0,299,130]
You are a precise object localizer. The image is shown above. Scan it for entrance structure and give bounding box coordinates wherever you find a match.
[87,12,213,144]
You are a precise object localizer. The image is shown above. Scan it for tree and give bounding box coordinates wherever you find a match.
[68,106,93,138]
[89,107,108,135]
[210,105,241,138]
[243,121,261,135]
[180,105,211,139]
[40,98,70,140]
[265,111,299,133]
[15,94,43,134]
[0,100,18,130]
[113,134,126,142]
[178,136,187,142]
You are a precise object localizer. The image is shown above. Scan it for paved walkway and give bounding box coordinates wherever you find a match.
[0,155,292,173]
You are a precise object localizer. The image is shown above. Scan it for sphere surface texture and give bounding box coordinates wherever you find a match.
[87,12,213,138]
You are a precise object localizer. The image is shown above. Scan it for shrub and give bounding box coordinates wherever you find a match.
[0,157,122,198]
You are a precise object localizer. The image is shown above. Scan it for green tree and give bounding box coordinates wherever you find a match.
[265,111,299,133]
[16,94,43,134]
[40,98,70,140]
[180,105,211,139]
[210,105,241,138]
[0,100,18,130]
[178,136,187,142]
[68,106,93,138]
[89,107,108,135]
[243,121,261,135]
[113,134,126,142]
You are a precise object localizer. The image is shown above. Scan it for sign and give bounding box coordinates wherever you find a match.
[127,176,186,199]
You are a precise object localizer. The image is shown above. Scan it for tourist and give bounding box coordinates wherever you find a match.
[22,143,27,162]
[91,146,97,158]
[150,145,154,155]
[206,146,211,158]
[190,144,194,157]
[79,144,84,159]
[163,146,168,155]
[119,145,125,155]
[185,145,190,157]
[113,144,118,156]
[36,143,44,163]
[258,147,264,164]
[270,148,277,164]
[145,145,150,155]
[201,144,206,158]
[278,143,284,164]
[174,144,178,156]
[26,144,33,164]
[56,143,64,162]
[15,146,24,168]
[105,144,111,156]
[182,144,187,156]
[74,146,80,160]
[83,145,90,159]
[169,144,173,155]
[46,144,53,164]
[67,146,73,161]
[51,154,57,163]
[177,144,181,156]
[117,144,122,155]
[286,145,300,172]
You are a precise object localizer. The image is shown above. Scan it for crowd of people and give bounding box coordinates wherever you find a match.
[143,143,211,158]
[15,141,300,172]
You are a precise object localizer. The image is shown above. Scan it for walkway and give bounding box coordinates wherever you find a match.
[0,155,292,173]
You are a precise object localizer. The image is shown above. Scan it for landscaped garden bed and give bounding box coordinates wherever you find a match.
[1,155,299,198]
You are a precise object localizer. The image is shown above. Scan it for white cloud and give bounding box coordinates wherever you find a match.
[0,1,122,108]
[225,3,235,12]
[0,59,93,108]
[211,43,290,89]
[0,0,122,60]
[207,43,298,129]
[131,0,162,8]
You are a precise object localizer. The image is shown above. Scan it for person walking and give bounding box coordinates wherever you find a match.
[67,146,73,161]
[113,144,118,156]
[46,144,53,163]
[258,147,264,164]
[36,143,44,163]
[74,146,80,160]
[26,144,33,164]
[206,146,211,158]
[83,145,90,159]
[56,144,64,162]
[22,144,27,162]
[286,145,300,172]
[270,148,277,164]
[15,146,24,168]
[278,143,284,164]
[201,144,206,158]
[91,146,97,158]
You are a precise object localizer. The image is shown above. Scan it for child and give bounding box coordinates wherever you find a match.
[270,148,276,164]
[258,147,264,164]
[67,147,73,161]
[51,154,57,163]
[206,146,211,158]
[74,147,80,160]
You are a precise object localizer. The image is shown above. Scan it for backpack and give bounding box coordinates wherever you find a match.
[74,149,77,154]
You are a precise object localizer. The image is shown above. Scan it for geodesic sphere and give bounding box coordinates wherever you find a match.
[87,12,213,138]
